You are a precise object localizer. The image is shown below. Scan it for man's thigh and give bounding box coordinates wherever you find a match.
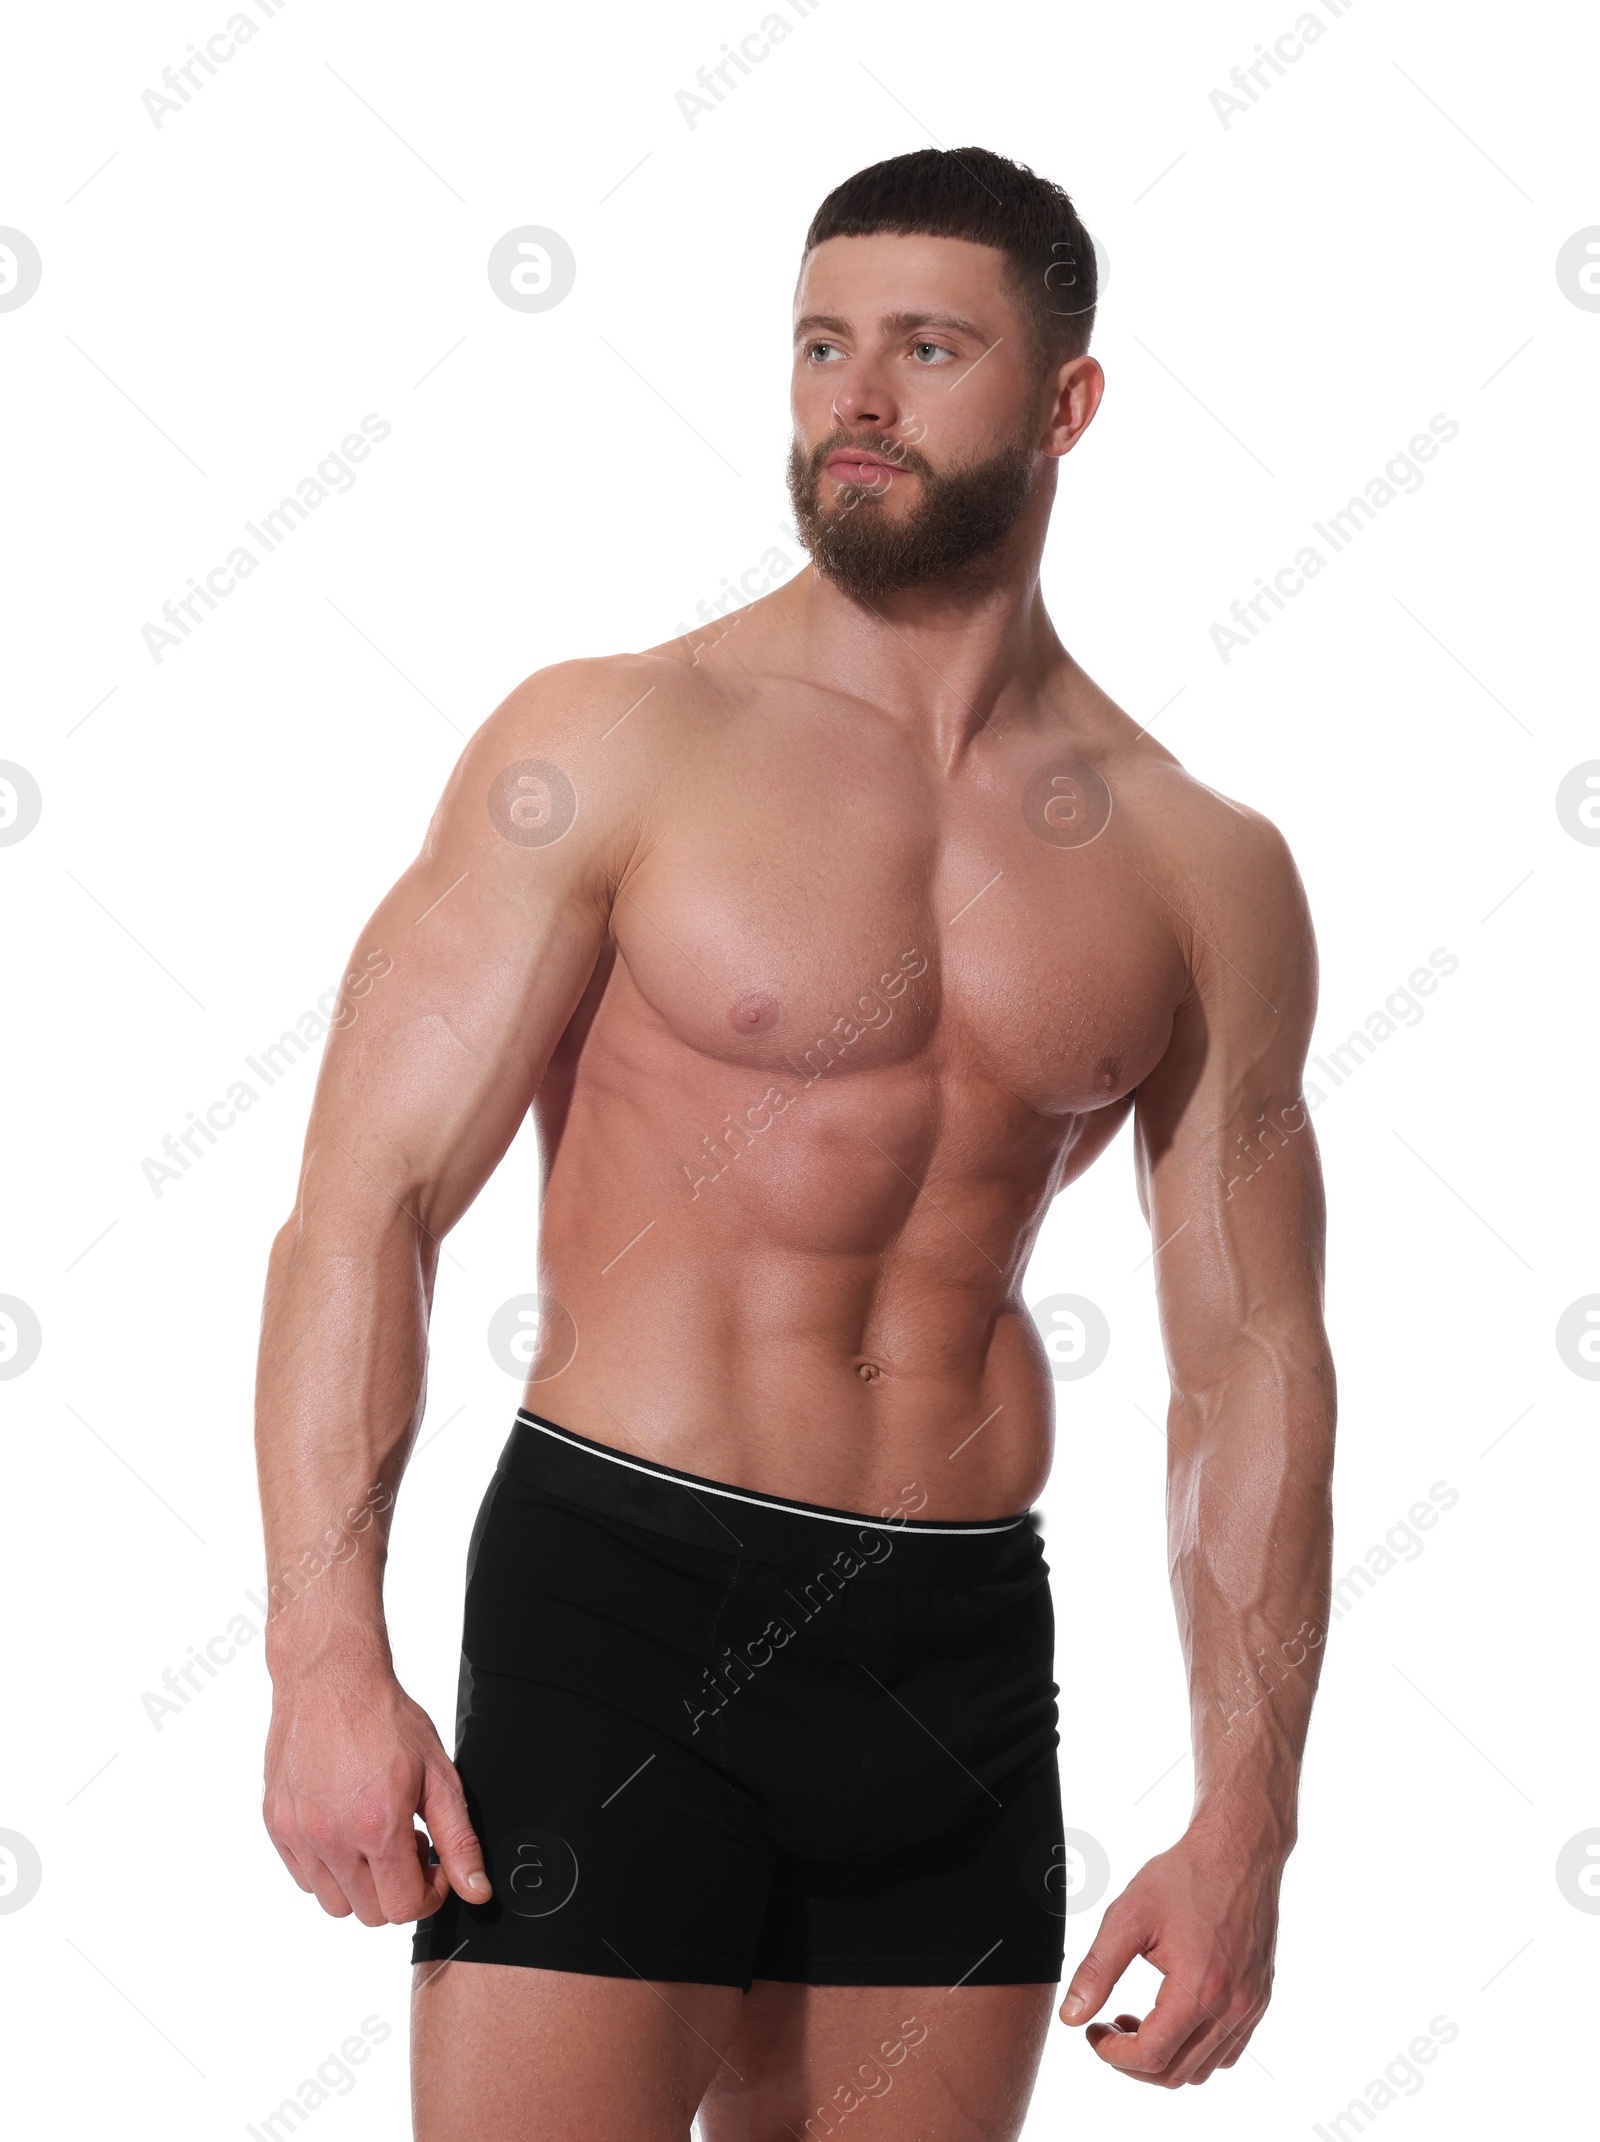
[410,1959,745,2142]
[697,1979,1056,2142]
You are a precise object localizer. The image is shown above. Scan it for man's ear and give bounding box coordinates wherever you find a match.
[1041,354,1105,459]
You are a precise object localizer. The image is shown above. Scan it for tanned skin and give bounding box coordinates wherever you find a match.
[255,228,1335,2139]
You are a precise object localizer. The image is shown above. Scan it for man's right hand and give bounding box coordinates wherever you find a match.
[262,1659,492,1925]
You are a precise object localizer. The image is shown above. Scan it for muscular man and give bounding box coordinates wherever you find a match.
[256,146,1335,2139]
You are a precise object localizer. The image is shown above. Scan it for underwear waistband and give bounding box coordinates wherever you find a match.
[498,1409,1042,1577]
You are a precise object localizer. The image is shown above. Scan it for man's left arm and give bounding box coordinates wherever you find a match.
[1060,803,1336,2088]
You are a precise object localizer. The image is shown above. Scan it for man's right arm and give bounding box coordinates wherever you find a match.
[254,657,659,1929]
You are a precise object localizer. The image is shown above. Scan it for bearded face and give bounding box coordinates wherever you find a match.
[786,426,1038,601]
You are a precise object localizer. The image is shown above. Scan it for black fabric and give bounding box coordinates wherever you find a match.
[412,1412,1067,1990]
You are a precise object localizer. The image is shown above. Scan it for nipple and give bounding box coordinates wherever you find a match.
[728,991,779,1035]
[1094,1055,1120,1092]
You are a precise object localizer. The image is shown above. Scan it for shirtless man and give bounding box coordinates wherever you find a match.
[255,146,1335,2139]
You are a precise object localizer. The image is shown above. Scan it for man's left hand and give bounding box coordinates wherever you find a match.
[1058,1822,1284,2087]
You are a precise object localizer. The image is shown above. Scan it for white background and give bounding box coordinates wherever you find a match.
[2,0,1596,2133]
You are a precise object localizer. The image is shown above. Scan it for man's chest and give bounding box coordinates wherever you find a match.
[609,729,1188,1117]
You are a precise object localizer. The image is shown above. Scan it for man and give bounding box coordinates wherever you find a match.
[256,146,1335,2140]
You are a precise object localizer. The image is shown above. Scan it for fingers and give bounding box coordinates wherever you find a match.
[1154,1969,1264,2086]
[1083,2011,1144,2044]
[1063,1891,1264,2089]
[295,1847,360,1921]
[320,1782,462,1926]
[1183,2006,1263,2086]
[1060,1895,1148,2024]
[281,1827,444,1927]
[263,1679,477,1927]
[305,1829,393,1926]
[1060,1836,1278,2087]
[269,1793,420,1927]
[1086,2013,1206,2086]
[1084,1973,1211,2081]
[1185,2042,1233,2087]
[420,1758,493,1906]
[414,1826,455,1917]
[1087,1994,1263,2088]
[363,1826,449,1926]
[265,1808,356,1917]
[266,1828,316,1895]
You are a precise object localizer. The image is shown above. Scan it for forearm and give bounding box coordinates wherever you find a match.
[254,1191,436,1685]
[1168,1352,1335,1853]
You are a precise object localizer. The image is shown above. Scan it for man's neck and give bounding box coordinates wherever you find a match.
[770,558,1071,765]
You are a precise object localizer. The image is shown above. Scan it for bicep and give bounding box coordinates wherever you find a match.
[1132,819,1327,1399]
[292,668,647,1242]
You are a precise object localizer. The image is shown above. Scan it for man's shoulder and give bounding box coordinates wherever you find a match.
[1117,747,1315,1033]
[1095,714,1301,904]
[421,650,722,879]
[1145,756,1295,882]
[475,647,718,759]
[1079,704,1314,1008]
[453,647,734,814]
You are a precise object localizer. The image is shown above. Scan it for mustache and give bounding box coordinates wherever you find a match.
[805,429,936,484]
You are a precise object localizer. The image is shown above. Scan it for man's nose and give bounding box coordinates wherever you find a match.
[830,361,900,436]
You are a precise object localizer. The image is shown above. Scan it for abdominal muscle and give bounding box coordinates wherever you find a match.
[520,1027,1111,1521]
[523,1247,1057,1522]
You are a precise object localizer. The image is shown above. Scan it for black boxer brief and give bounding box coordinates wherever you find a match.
[411,1409,1067,1990]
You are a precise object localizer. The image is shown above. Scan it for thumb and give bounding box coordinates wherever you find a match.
[421,1760,492,1904]
[1060,1900,1146,2024]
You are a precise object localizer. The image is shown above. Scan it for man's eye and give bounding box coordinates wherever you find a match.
[807,342,842,362]
[911,342,952,363]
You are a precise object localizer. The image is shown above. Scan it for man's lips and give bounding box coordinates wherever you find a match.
[825,451,903,482]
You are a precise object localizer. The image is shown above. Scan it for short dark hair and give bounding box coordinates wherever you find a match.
[803,146,1097,365]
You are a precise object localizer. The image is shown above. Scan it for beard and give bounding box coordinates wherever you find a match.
[786,426,1037,601]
